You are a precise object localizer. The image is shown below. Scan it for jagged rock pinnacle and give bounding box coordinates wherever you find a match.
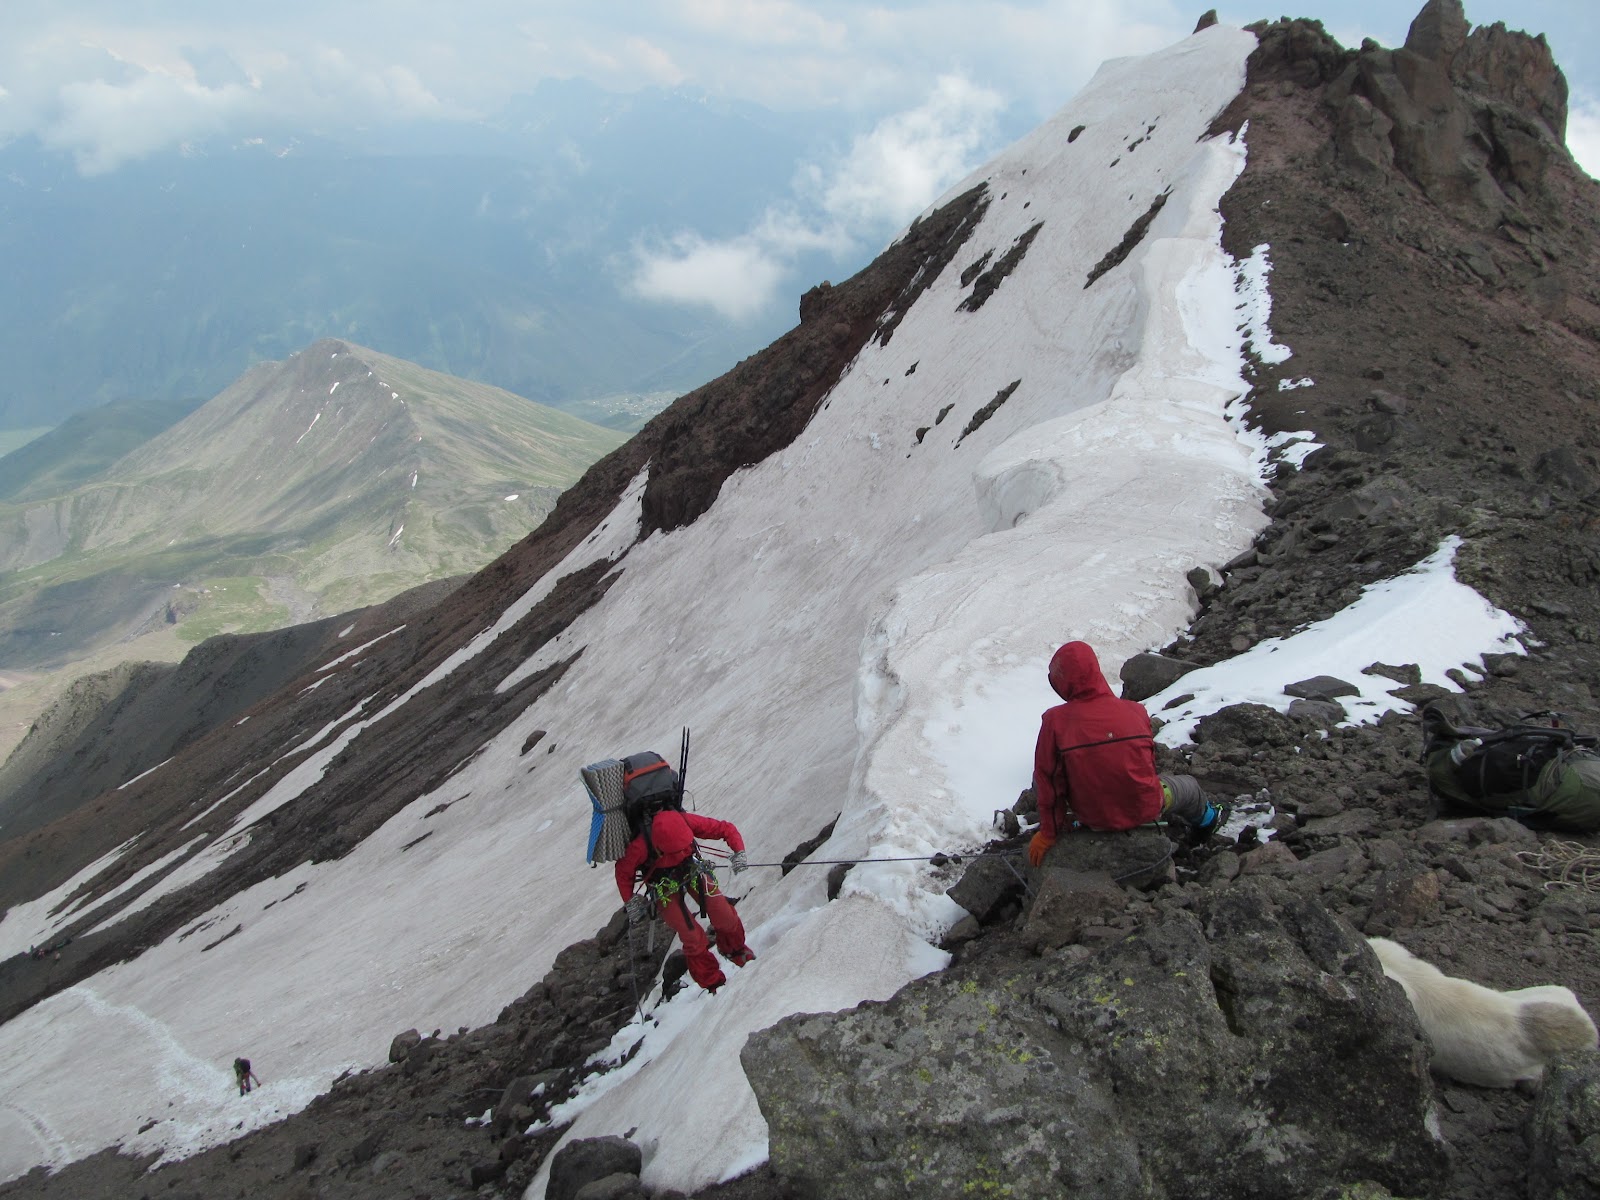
[1405,0,1469,63]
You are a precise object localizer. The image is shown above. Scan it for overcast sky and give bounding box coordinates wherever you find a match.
[3,1,1594,322]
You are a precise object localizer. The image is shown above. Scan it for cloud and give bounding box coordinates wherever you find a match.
[573,34,687,86]
[0,16,451,172]
[679,0,848,50]
[0,3,1195,175]
[40,73,251,175]
[630,232,788,320]
[1567,91,1600,181]
[628,73,1004,320]
[818,75,1005,228]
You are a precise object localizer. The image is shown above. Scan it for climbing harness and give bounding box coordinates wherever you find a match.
[647,857,720,915]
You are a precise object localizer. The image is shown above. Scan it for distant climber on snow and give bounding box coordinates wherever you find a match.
[233,1057,260,1096]
[1027,641,1227,866]
[581,732,755,994]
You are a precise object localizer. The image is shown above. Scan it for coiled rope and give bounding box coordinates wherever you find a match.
[1516,840,1600,892]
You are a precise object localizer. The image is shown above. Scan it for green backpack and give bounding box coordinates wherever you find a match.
[1422,708,1600,832]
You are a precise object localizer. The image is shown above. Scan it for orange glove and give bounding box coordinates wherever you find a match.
[1027,830,1056,867]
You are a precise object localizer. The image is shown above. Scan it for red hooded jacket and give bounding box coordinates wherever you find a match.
[615,810,745,901]
[1032,641,1163,834]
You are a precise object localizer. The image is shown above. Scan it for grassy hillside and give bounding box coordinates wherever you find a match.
[0,340,626,668]
[0,398,201,502]
[0,430,51,458]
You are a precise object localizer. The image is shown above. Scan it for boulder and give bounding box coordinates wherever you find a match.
[744,885,1447,1199]
[547,1137,643,1200]
[1527,1050,1600,1200]
[1194,703,1301,749]
[1023,870,1125,951]
[1533,447,1596,496]
[401,1036,436,1076]
[1238,840,1299,875]
[351,1131,382,1165]
[1285,675,1361,700]
[387,1028,421,1064]
[1033,828,1176,891]
[1299,810,1379,839]
[1290,844,1369,878]
[1120,652,1197,702]
[1363,662,1421,686]
[942,914,981,947]
[1288,698,1347,727]
[493,1073,552,1139]
[946,854,1025,926]
[1365,870,1443,935]
[469,1159,508,1186]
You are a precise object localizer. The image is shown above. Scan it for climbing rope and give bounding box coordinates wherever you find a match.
[1516,840,1600,893]
[699,843,1180,887]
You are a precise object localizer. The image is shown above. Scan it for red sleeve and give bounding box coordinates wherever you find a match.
[682,812,744,853]
[1033,713,1065,839]
[615,836,646,902]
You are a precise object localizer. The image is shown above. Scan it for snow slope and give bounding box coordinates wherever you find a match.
[0,23,1525,1196]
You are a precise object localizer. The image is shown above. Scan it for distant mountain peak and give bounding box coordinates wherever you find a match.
[0,340,624,670]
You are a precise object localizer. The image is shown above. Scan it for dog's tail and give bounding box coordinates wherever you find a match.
[1520,999,1599,1060]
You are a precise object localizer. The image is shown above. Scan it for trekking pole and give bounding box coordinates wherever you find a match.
[677,727,691,807]
[624,909,648,1024]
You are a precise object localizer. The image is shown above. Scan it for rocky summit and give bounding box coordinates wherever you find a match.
[2,3,1600,1199]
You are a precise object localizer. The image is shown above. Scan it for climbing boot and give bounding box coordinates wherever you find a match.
[1189,798,1230,846]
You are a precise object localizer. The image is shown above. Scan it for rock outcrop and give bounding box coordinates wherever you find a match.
[1323,0,1571,227]
[745,885,1447,1200]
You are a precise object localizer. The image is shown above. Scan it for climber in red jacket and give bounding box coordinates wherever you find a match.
[1027,641,1225,866]
[616,807,754,993]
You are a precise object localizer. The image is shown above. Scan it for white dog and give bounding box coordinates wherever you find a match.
[1369,937,1598,1088]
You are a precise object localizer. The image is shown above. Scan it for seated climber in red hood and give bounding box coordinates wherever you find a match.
[1027,641,1225,866]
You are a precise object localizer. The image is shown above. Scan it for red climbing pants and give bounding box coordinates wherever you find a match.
[659,883,748,991]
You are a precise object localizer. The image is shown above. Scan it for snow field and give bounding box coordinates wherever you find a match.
[3,24,1268,1191]
[1148,536,1526,744]
[0,21,1523,1199]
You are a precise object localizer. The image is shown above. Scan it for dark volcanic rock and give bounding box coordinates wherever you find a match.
[1119,651,1197,702]
[1527,1050,1600,1200]
[1032,828,1178,891]
[387,1028,421,1063]
[744,885,1446,1200]
[1021,868,1125,950]
[945,852,1026,925]
[1285,674,1361,700]
[1194,702,1301,748]
[547,1137,643,1200]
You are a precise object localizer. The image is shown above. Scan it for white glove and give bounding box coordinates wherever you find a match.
[626,894,651,925]
[730,850,749,874]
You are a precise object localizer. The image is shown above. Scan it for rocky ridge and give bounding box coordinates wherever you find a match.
[2,3,1600,1198]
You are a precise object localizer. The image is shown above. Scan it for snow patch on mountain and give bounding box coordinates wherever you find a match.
[0,23,1493,1195]
[1149,536,1526,743]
